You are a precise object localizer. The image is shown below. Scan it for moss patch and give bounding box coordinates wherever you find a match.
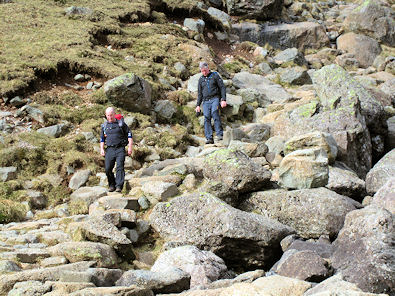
[0,199,27,223]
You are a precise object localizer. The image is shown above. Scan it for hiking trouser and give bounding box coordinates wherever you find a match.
[105,146,125,189]
[203,97,223,140]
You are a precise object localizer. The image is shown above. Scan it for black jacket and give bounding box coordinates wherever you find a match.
[196,71,226,106]
[100,119,132,147]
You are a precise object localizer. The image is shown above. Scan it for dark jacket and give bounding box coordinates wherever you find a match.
[100,119,132,147]
[196,71,226,106]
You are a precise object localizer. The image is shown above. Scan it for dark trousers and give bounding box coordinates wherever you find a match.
[105,146,125,189]
[203,97,223,140]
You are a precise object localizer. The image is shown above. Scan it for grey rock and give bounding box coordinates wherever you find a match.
[224,0,283,20]
[12,248,50,263]
[65,217,131,249]
[331,206,395,294]
[17,105,44,123]
[265,136,286,155]
[256,62,273,75]
[0,166,16,182]
[40,256,68,267]
[48,242,118,268]
[240,187,360,239]
[183,18,205,33]
[337,32,382,68]
[37,123,69,138]
[326,162,366,200]
[304,273,386,296]
[154,100,177,121]
[237,88,272,107]
[116,268,190,294]
[0,260,21,272]
[273,48,306,66]
[82,131,97,143]
[103,73,152,114]
[60,271,94,283]
[284,132,338,164]
[9,96,26,107]
[207,7,231,29]
[379,78,395,103]
[0,261,96,295]
[343,1,395,46]
[232,72,292,103]
[141,181,179,205]
[68,286,154,295]
[287,239,334,259]
[138,196,150,210]
[187,73,201,93]
[8,280,52,296]
[232,21,329,51]
[93,196,140,212]
[151,245,227,287]
[87,268,123,287]
[278,148,329,190]
[311,64,374,177]
[203,148,271,194]
[150,192,294,269]
[280,66,311,85]
[371,177,395,214]
[271,249,331,282]
[365,149,395,195]
[70,186,107,206]
[65,6,93,16]
[241,123,271,142]
[228,141,268,158]
[69,169,91,190]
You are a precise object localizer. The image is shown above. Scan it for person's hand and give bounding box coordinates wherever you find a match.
[128,146,133,156]
[195,106,201,113]
[220,100,227,108]
[100,149,105,157]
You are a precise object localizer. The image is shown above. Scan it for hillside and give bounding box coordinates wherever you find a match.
[0,0,394,295]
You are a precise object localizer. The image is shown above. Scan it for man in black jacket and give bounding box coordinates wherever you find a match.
[195,62,227,144]
[100,107,133,192]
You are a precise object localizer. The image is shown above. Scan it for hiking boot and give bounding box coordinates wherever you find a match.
[109,186,116,192]
[205,139,214,144]
[115,187,122,192]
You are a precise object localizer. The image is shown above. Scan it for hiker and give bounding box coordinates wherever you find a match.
[195,61,227,144]
[100,107,133,192]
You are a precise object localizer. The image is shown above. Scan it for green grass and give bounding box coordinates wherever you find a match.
[0,0,203,98]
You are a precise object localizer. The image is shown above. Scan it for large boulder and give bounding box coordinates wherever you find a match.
[224,0,283,20]
[203,148,271,194]
[48,242,118,268]
[271,249,331,282]
[161,275,312,296]
[284,132,338,164]
[232,72,292,104]
[278,148,329,190]
[70,186,108,207]
[331,206,395,295]
[231,22,329,51]
[149,192,294,269]
[365,149,395,195]
[343,1,395,46]
[240,187,360,239]
[326,162,366,200]
[371,177,395,214]
[116,269,190,294]
[311,64,374,177]
[337,32,382,68]
[151,246,227,288]
[103,73,152,114]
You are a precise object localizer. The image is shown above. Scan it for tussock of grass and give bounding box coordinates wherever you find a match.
[0,199,27,223]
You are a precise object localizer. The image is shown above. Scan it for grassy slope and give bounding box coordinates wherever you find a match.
[0,0,201,98]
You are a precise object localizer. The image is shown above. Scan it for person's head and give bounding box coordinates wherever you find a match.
[105,107,116,123]
[199,61,210,76]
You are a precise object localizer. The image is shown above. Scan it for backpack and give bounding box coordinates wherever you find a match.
[102,114,129,146]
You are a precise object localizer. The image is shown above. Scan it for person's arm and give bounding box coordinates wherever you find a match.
[100,125,105,156]
[196,77,203,113]
[216,73,227,108]
[123,123,134,156]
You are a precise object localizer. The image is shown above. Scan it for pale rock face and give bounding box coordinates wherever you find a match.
[278,148,329,190]
[371,177,395,214]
